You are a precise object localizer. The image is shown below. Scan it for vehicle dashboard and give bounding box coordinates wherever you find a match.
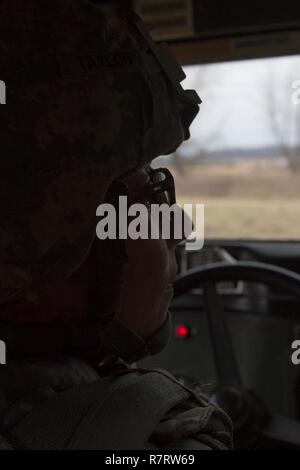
[140,241,300,421]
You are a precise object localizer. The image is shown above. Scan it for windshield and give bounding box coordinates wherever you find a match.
[155,54,300,240]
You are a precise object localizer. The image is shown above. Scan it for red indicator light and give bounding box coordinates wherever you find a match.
[175,324,190,339]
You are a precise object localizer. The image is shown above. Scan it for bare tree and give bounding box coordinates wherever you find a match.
[264,59,300,171]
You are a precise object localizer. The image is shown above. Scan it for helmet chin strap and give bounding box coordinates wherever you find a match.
[94,175,173,365]
[94,236,172,364]
[99,312,172,365]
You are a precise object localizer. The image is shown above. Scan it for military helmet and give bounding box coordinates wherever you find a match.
[0,0,200,306]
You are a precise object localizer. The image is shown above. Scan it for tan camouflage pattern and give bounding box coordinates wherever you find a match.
[0,435,14,450]
[151,395,233,450]
[0,359,232,450]
[0,0,185,304]
[0,358,101,449]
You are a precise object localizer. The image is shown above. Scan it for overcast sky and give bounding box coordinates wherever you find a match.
[179,54,300,154]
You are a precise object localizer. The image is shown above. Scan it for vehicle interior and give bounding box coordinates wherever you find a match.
[2,0,300,452]
[134,0,300,449]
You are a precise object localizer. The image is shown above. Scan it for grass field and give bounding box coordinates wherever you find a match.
[168,161,300,240]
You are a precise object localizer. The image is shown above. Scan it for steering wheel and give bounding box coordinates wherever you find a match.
[173,261,300,447]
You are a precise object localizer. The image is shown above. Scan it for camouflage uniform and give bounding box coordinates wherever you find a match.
[0,0,233,450]
[0,359,232,450]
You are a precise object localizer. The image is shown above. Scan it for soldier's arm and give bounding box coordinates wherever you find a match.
[150,394,233,450]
